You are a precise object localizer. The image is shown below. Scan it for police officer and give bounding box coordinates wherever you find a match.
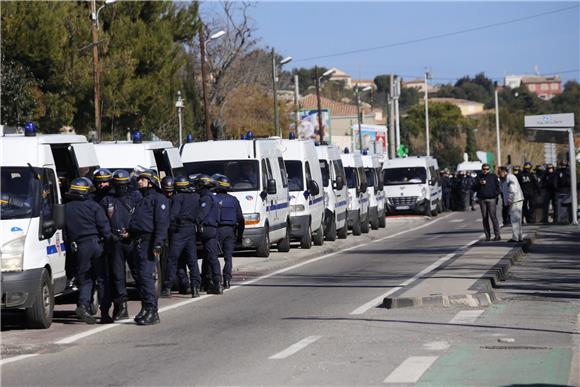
[554,160,572,224]
[440,170,452,212]
[512,165,521,177]
[64,177,113,324]
[100,170,142,321]
[517,162,540,224]
[161,176,201,298]
[544,164,557,223]
[128,170,169,325]
[92,168,113,203]
[196,174,223,295]
[212,174,244,289]
[533,164,547,223]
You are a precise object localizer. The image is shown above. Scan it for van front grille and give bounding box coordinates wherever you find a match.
[389,196,418,206]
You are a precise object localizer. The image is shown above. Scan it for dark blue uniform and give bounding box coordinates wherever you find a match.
[65,196,112,312]
[216,193,244,282]
[100,190,142,305]
[197,189,221,288]
[129,188,170,309]
[164,191,201,290]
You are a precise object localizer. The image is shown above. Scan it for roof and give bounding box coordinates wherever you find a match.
[328,67,351,77]
[429,97,484,106]
[521,75,561,84]
[300,94,371,117]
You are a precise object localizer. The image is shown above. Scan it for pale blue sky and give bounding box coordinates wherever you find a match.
[208,1,580,84]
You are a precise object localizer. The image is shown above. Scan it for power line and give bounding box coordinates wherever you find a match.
[294,4,579,62]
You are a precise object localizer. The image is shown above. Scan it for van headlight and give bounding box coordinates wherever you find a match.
[1,236,25,272]
[244,213,260,225]
[290,204,305,212]
[417,188,427,201]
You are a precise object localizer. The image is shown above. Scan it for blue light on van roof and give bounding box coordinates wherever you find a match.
[186,133,193,143]
[24,121,37,137]
[289,131,296,140]
[132,130,142,144]
[246,131,254,140]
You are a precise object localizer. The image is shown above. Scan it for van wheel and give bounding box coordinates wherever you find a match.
[277,224,291,253]
[313,224,324,246]
[337,220,348,239]
[26,269,54,329]
[361,214,370,234]
[256,227,270,257]
[378,212,386,228]
[300,224,312,249]
[370,212,379,230]
[352,212,362,236]
[326,217,337,241]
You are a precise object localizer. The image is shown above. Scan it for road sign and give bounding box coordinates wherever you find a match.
[525,128,568,144]
[524,113,574,129]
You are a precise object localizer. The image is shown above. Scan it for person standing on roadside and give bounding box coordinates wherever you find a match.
[474,164,501,241]
[544,164,557,223]
[440,170,452,212]
[499,166,524,242]
[518,162,540,224]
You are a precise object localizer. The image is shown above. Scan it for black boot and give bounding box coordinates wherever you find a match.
[179,285,192,295]
[134,305,147,323]
[199,280,211,293]
[76,305,96,325]
[113,302,129,321]
[136,308,160,326]
[207,283,223,295]
[100,309,114,324]
[160,288,172,298]
[223,280,231,290]
[192,287,200,298]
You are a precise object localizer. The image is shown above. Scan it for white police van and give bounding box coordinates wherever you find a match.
[1,126,99,328]
[315,143,348,240]
[362,152,386,229]
[279,139,325,249]
[93,131,185,178]
[341,150,370,235]
[180,138,290,257]
[382,156,442,216]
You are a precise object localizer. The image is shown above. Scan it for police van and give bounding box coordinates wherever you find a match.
[93,131,185,178]
[382,156,442,216]
[1,125,99,328]
[340,150,370,235]
[279,139,325,249]
[315,143,348,240]
[180,138,290,257]
[362,152,386,229]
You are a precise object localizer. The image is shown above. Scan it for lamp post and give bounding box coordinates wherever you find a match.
[91,0,117,142]
[271,48,292,137]
[355,85,372,151]
[199,26,226,141]
[494,88,502,167]
[424,70,431,156]
[315,67,335,141]
[176,91,184,147]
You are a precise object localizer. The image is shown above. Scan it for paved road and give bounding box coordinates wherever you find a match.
[2,211,578,386]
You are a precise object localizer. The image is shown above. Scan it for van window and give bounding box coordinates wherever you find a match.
[428,166,438,184]
[334,160,346,182]
[364,168,377,190]
[376,167,384,190]
[383,167,427,185]
[305,161,312,182]
[40,168,58,221]
[261,160,268,190]
[284,160,304,191]
[0,166,41,219]
[183,160,259,192]
[319,160,330,187]
[344,167,358,189]
[265,159,274,180]
[358,167,367,186]
[277,157,288,188]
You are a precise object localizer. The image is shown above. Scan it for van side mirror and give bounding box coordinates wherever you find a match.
[54,204,65,229]
[429,178,435,186]
[267,179,277,195]
[334,175,344,190]
[309,180,320,196]
[42,219,56,239]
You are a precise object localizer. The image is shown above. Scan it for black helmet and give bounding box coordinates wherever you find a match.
[534,164,545,172]
[188,173,202,188]
[161,176,175,193]
[175,175,190,192]
[212,174,231,191]
[93,168,113,183]
[69,177,93,196]
[523,162,532,170]
[512,165,521,173]
[138,169,161,189]
[112,169,131,185]
[559,159,569,168]
[197,174,215,189]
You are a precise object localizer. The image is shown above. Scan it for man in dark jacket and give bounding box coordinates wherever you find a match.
[517,162,541,224]
[544,164,557,223]
[440,170,452,212]
[474,164,501,241]
[554,160,572,224]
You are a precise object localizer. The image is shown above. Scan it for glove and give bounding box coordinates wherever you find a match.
[153,245,162,257]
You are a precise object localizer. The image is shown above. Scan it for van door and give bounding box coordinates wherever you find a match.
[277,156,289,226]
[163,148,186,176]
[40,168,66,283]
[50,144,98,193]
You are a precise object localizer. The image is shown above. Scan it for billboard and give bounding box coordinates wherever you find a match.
[352,124,388,153]
[297,109,330,141]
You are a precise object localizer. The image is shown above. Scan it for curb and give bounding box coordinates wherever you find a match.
[382,232,537,309]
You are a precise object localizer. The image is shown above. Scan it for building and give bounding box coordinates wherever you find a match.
[327,67,353,88]
[504,74,561,100]
[428,98,485,117]
[402,79,440,94]
[351,79,377,91]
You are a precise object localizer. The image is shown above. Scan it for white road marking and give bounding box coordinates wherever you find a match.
[268,336,322,360]
[427,235,442,241]
[449,219,464,223]
[3,213,456,364]
[423,341,450,351]
[449,310,484,325]
[384,356,439,384]
[350,237,479,315]
[476,218,482,222]
[0,354,38,366]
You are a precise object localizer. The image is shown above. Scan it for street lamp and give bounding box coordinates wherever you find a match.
[91,0,117,141]
[494,87,501,167]
[424,70,432,156]
[271,48,292,137]
[315,67,335,141]
[199,26,226,141]
[355,85,372,151]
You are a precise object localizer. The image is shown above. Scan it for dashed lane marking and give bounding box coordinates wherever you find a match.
[449,219,464,223]
[268,336,322,360]
[384,356,439,384]
[423,341,451,351]
[449,310,484,325]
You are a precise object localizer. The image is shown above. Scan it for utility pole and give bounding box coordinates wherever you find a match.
[271,48,281,137]
[294,74,300,133]
[424,70,431,156]
[356,87,362,151]
[394,76,401,150]
[176,91,184,147]
[389,74,395,158]
[494,88,502,166]
[315,66,324,141]
[199,27,212,141]
[91,0,101,141]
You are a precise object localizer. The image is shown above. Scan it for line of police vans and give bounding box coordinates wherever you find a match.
[1,127,441,329]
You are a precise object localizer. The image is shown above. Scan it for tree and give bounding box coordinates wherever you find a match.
[373,75,392,93]
[465,126,477,161]
[290,66,329,94]
[0,56,42,125]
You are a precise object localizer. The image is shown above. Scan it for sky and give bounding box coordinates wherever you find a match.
[211,1,580,85]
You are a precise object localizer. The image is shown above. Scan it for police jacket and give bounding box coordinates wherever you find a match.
[517,171,540,197]
[129,187,170,247]
[555,168,571,193]
[170,191,200,230]
[65,195,112,242]
[216,192,245,232]
[100,190,142,235]
[197,189,219,227]
[475,173,500,200]
[545,171,557,194]
[441,176,452,191]
[460,177,473,193]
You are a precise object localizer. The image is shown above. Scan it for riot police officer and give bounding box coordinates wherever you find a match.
[554,160,572,224]
[533,165,547,223]
[161,176,201,298]
[92,168,113,203]
[212,174,244,290]
[128,170,169,325]
[64,177,113,324]
[518,162,540,224]
[544,164,557,223]
[440,170,452,212]
[100,169,142,321]
[196,174,223,295]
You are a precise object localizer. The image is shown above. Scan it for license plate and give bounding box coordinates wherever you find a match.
[396,205,410,210]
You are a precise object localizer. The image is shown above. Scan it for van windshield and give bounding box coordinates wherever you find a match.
[284,160,304,191]
[1,167,40,219]
[383,167,427,185]
[319,160,330,187]
[364,168,375,188]
[344,167,357,189]
[183,160,259,191]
